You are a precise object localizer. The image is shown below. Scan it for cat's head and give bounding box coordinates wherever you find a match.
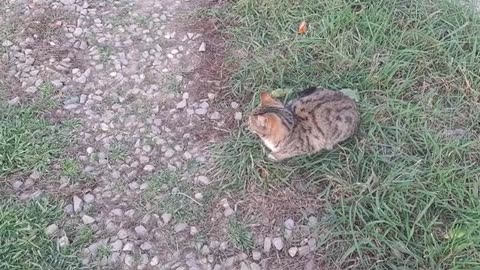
[248,92,294,147]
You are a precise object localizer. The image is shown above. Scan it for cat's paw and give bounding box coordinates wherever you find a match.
[267,153,278,161]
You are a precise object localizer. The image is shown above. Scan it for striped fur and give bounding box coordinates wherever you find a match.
[248,87,360,160]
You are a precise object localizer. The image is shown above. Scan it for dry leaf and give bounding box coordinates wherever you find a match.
[270,88,291,98]
[298,21,307,34]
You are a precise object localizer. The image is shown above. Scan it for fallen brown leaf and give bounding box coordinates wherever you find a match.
[298,21,307,34]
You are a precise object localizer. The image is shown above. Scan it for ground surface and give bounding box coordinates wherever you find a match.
[1,0,320,269]
[2,0,480,269]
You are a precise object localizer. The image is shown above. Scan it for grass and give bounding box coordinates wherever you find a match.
[108,143,129,161]
[0,199,81,270]
[228,217,254,251]
[212,0,480,268]
[61,158,81,179]
[142,171,210,223]
[0,104,68,178]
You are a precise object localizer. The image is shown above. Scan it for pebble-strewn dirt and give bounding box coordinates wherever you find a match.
[2,0,322,269]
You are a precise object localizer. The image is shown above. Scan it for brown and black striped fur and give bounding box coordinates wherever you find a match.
[248,87,360,161]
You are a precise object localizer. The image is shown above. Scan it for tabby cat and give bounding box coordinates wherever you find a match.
[248,87,360,161]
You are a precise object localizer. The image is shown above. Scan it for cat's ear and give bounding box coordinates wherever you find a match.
[260,92,282,107]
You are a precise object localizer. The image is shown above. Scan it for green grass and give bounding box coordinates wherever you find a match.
[61,159,81,178]
[0,104,68,177]
[228,217,254,251]
[108,143,128,161]
[212,0,480,268]
[142,171,211,223]
[0,199,81,270]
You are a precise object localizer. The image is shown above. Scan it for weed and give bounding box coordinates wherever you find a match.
[164,75,183,94]
[135,15,149,27]
[142,171,208,223]
[109,143,128,161]
[97,245,111,260]
[71,226,95,248]
[213,0,480,268]
[0,199,81,269]
[99,45,113,63]
[61,158,81,178]
[228,217,254,251]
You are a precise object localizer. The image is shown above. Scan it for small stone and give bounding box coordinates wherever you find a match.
[82,215,95,224]
[272,237,284,251]
[83,193,95,203]
[73,196,83,213]
[240,262,249,270]
[161,213,172,224]
[110,208,123,216]
[234,112,243,120]
[190,226,198,235]
[135,225,148,237]
[263,237,272,253]
[24,178,34,188]
[298,245,310,256]
[142,145,152,152]
[195,108,207,115]
[150,256,159,266]
[197,175,210,185]
[284,218,295,230]
[174,223,188,233]
[201,245,210,255]
[45,224,58,236]
[125,209,135,218]
[288,247,298,257]
[224,207,234,217]
[250,262,261,270]
[117,229,128,239]
[284,229,293,240]
[308,216,318,227]
[57,235,69,248]
[164,148,175,158]
[182,92,189,99]
[60,0,75,5]
[210,111,221,120]
[12,181,23,191]
[30,171,41,179]
[140,242,153,251]
[176,99,187,109]
[8,97,20,105]
[25,86,37,93]
[86,147,94,154]
[252,251,261,261]
[73,28,83,37]
[231,102,240,109]
[143,164,154,171]
[123,242,134,251]
[124,255,134,267]
[194,192,203,200]
[200,101,209,109]
[110,240,123,251]
[308,238,317,251]
[198,42,206,52]
[304,260,315,270]
[2,40,13,47]
[64,204,74,215]
[128,182,140,190]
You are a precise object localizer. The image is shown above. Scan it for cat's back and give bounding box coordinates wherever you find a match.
[289,87,359,146]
